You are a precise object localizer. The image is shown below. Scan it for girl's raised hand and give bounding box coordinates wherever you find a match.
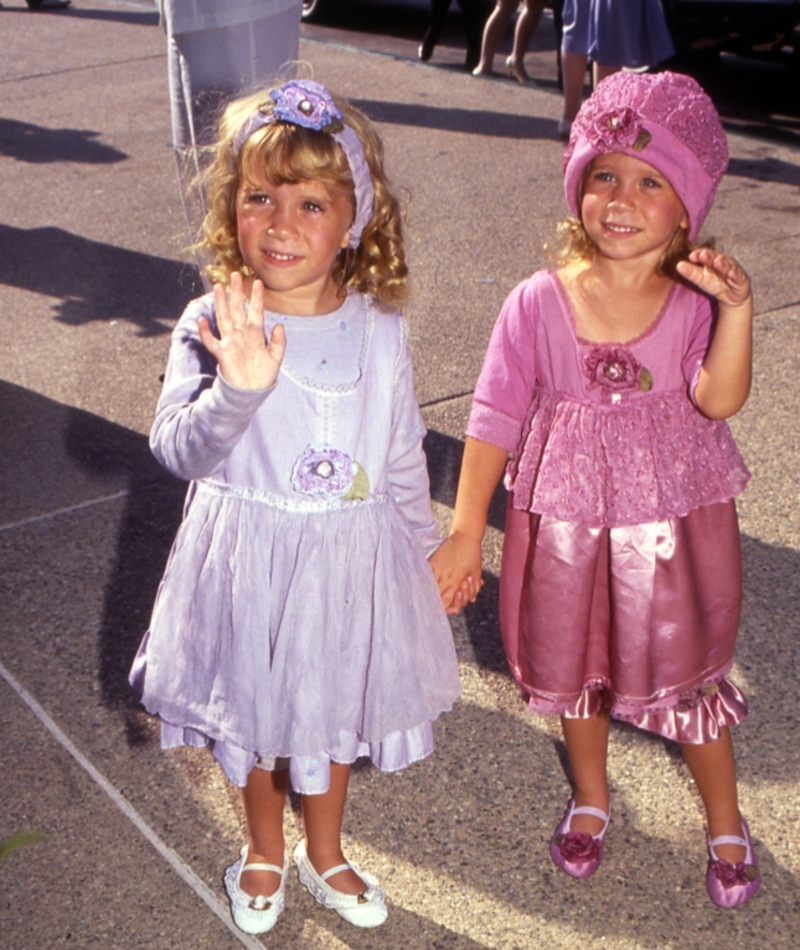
[676,249,752,309]
[198,273,287,390]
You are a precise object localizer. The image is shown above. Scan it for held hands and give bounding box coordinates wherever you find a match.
[676,249,752,311]
[198,272,287,391]
[430,532,484,616]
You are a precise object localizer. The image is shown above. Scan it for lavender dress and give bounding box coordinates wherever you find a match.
[561,0,675,69]
[130,292,460,791]
[468,271,750,744]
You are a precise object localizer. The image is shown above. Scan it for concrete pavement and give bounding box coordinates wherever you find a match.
[1,1,799,947]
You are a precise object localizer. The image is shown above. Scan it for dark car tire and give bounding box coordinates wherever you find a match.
[302,0,334,22]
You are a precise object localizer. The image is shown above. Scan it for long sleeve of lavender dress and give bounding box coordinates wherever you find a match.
[150,299,274,481]
[386,322,442,558]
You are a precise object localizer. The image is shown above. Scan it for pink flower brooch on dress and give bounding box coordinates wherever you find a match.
[583,346,654,393]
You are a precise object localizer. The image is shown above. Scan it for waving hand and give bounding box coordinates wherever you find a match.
[198,272,287,391]
[676,249,751,309]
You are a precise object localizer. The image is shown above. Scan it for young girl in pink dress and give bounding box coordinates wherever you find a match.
[432,70,760,908]
[130,79,461,935]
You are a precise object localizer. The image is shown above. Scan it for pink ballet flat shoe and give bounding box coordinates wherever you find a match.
[706,817,760,908]
[550,797,610,878]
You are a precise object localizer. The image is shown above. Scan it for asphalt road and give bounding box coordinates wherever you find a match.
[1,2,799,948]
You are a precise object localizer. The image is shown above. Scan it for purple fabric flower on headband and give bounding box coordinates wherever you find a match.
[587,107,643,152]
[271,80,343,132]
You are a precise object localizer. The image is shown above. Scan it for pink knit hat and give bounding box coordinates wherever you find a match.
[563,71,728,240]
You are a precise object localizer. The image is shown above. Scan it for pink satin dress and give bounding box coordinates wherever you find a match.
[467,270,750,743]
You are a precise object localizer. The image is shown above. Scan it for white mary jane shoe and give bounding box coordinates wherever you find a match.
[293,838,388,928]
[224,845,287,935]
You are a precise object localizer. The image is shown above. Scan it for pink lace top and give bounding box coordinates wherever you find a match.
[467,270,749,528]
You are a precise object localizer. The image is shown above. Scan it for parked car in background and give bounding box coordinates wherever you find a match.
[664,0,799,66]
[302,0,799,76]
[302,0,336,20]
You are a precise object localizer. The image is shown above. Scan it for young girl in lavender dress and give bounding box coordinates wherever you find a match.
[130,80,461,935]
[433,70,760,908]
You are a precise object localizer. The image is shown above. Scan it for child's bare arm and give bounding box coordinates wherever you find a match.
[677,250,753,420]
[431,438,509,614]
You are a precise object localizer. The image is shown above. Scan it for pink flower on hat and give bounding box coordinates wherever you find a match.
[587,107,643,152]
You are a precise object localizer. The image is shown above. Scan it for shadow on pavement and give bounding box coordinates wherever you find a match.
[0,224,202,334]
[353,98,559,140]
[0,381,184,739]
[425,428,507,532]
[727,154,800,187]
[0,6,159,27]
[0,118,128,164]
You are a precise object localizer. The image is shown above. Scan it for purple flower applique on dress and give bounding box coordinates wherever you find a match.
[583,346,654,393]
[291,445,370,500]
[271,80,344,133]
[587,106,652,155]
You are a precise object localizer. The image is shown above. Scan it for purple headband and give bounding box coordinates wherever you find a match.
[563,71,728,241]
[234,80,374,250]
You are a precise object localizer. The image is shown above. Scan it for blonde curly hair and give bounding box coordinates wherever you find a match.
[199,87,408,307]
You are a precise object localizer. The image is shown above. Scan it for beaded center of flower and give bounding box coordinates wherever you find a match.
[603,360,626,382]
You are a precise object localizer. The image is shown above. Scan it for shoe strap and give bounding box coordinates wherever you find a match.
[241,861,284,875]
[709,834,746,852]
[321,862,353,882]
[572,805,609,823]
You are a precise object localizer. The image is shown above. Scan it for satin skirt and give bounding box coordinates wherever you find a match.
[499,500,747,744]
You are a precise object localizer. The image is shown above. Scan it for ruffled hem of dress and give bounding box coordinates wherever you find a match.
[522,675,747,744]
[505,388,750,528]
[130,494,461,757]
[159,718,437,792]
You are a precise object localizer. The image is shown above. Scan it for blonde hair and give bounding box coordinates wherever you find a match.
[200,88,408,306]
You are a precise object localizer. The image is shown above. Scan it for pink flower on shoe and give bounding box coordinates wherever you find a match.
[558,832,601,862]
[710,860,754,887]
